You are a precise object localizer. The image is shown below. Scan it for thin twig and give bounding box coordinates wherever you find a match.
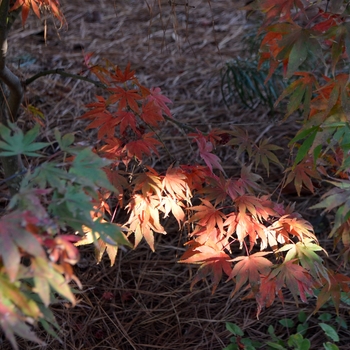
[25,69,106,88]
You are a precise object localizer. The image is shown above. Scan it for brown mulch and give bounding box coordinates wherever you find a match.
[1,0,350,349]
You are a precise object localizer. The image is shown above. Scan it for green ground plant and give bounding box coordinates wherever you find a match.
[224,310,346,350]
[0,0,350,348]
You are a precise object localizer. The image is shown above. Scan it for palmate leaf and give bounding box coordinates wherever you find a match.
[0,302,45,350]
[126,194,165,251]
[124,132,161,161]
[0,123,48,157]
[226,127,254,159]
[269,260,315,304]
[29,162,74,192]
[49,185,95,230]
[11,0,65,27]
[253,138,283,176]
[275,72,317,119]
[75,221,131,266]
[179,240,232,293]
[31,257,76,306]
[194,133,224,174]
[162,166,191,202]
[189,199,226,233]
[69,147,116,192]
[277,238,329,283]
[0,211,46,282]
[107,86,142,113]
[258,0,306,25]
[111,62,136,83]
[228,252,273,296]
[311,74,350,122]
[284,156,321,196]
[0,275,41,318]
[314,272,350,315]
[147,87,173,117]
[311,179,350,235]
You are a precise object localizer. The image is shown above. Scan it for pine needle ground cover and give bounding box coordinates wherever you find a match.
[0,0,349,349]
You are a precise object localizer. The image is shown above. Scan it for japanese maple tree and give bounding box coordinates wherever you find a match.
[0,0,350,348]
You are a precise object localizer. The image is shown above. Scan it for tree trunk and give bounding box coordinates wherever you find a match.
[0,0,23,194]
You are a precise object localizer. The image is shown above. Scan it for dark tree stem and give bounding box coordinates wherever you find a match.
[0,0,23,194]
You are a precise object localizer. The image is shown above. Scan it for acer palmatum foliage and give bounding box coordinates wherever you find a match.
[2,0,350,347]
[78,57,334,317]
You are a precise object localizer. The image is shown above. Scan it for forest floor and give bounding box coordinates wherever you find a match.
[1,0,350,349]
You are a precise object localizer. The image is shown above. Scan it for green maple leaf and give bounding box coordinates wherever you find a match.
[69,147,115,192]
[0,123,48,157]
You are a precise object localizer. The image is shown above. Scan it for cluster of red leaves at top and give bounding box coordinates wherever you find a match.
[81,56,171,167]
[77,54,347,316]
[10,0,65,27]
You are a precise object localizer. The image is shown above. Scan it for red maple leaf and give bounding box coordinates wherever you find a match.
[148,87,172,117]
[114,110,138,135]
[124,133,161,161]
[194,133,224,174]
[111,62,136,83]
[140,100,165,127]
[85,111,118,140]
[107,86,142,112]
[98,137,124,160]
[259,0,306,25]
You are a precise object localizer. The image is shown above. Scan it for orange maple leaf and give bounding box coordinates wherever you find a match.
[11,0,65,26]
[179,240,232,293]
[132,168,162,199]
[228,252,273,297]
[162,196,185,229]
[235,211,267,250]
[162,166,191,202]
[189,199,226,234]
[126,194,165,251]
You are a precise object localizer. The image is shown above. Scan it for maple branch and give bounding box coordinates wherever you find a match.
[163,114,197,133]
[0,0,23,193]
[25,69,106,88]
